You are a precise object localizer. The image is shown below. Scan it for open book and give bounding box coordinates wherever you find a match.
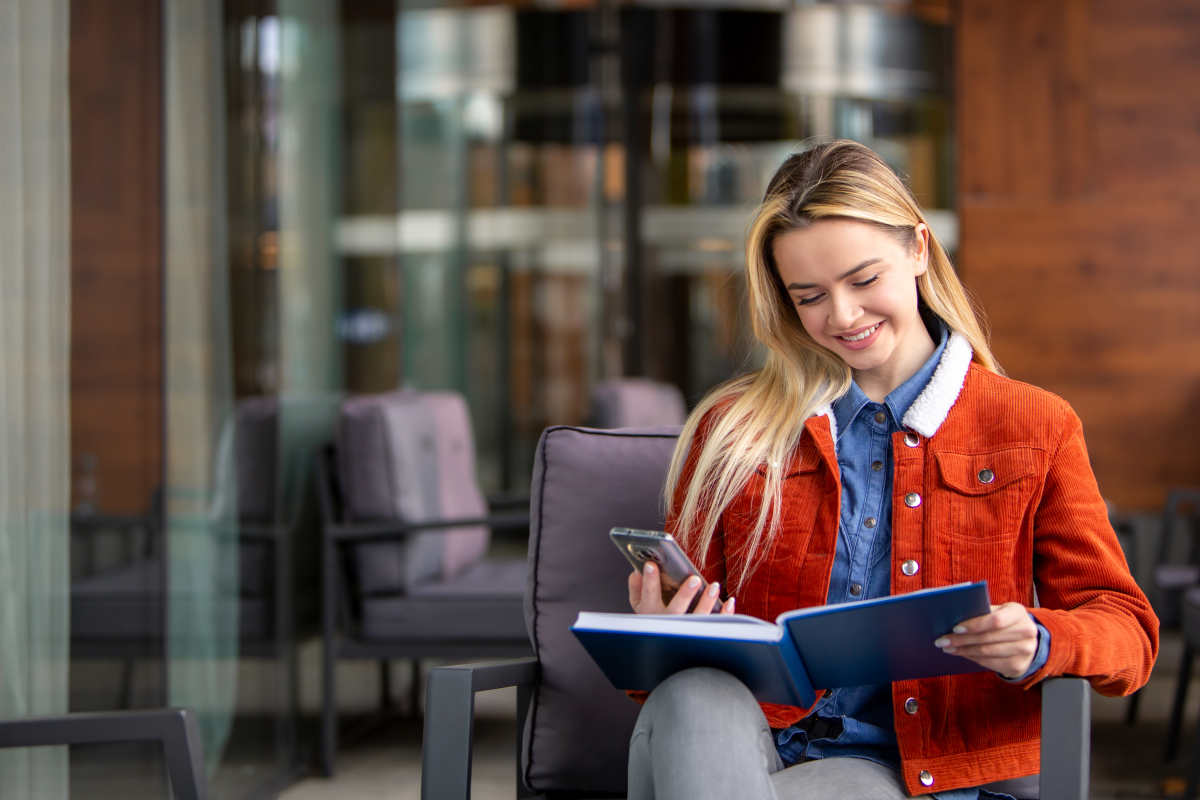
[572,582,991,708]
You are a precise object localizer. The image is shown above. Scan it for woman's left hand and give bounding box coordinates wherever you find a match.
[934,602,1039,679]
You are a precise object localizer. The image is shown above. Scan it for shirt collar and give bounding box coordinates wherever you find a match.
[831,317,949,442]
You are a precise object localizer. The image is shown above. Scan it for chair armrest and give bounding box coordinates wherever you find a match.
[422,658,539,800]
[0,708,206,800]
[1040,677,1090,800]
[487,493,531,512]
[328,510,530,543]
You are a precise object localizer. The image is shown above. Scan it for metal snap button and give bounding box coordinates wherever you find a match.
[919,770,934,787]
[904,492,921,508]
[978,468,995,484]
[850,583,863,596]
[874,411,886,423]
[902,559,919,576]
[864,517,877,529]
[904,432,920,447]
[905,697,918,715]
[871,461,883,471]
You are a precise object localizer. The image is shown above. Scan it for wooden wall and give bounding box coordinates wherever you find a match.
[70,0,163,515]
[957,0,1200,510]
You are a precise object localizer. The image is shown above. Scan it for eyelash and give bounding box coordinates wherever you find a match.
[795,274,881,307]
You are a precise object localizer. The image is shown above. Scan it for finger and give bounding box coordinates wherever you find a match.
[628,570,643,611]
[945,640,1036,659]
[938,626,1035,649]
[640,563,666,614]
[692,582,722,615]
[664,575,704,614]
[720,596,736,615]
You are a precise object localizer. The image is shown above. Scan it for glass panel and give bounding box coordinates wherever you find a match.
[164,0,240,779]
[1,0,71,797]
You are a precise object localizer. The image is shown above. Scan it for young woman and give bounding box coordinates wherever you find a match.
[625,140,1157,800]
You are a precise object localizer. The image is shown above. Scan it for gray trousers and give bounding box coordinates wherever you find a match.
[628,668,910,800]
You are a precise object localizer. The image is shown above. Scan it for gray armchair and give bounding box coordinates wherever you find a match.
[0,708,206,800]
[421,424,1093,800]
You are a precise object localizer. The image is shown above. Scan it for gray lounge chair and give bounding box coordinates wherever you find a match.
[421,424,1092,800]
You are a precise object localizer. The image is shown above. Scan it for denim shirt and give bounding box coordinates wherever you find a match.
[773,320,1050,800]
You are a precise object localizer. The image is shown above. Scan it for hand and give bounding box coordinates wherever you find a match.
[934,602,1039,679]
[628,563,736,615]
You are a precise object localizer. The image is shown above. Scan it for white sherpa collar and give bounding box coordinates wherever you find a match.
[900,330,974,438]
[812,402,837,446]
[805,330,974,448]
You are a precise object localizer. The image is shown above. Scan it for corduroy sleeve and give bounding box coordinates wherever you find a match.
[1022,404,1159,696]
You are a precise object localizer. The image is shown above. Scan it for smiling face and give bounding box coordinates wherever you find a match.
[773,217,935,397]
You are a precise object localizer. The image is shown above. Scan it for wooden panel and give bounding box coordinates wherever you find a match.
[70,0,163,515]
[958,0,1200,509]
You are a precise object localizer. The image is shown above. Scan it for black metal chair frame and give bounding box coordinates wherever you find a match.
[421,659,1092,800]
[1154,488,1200,761]
[0,708,207,800]
[315,445,533,777]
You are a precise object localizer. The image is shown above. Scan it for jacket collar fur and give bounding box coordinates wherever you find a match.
[813,331,974,447]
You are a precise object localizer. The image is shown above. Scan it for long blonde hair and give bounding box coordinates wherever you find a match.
[666,140,999,590]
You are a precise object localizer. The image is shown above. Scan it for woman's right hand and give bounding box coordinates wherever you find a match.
[628,563,736,615]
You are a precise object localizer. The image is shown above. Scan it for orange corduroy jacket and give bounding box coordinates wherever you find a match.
[666,333,1158,796]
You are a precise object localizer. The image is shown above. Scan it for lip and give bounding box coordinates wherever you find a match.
[832,321,884,351]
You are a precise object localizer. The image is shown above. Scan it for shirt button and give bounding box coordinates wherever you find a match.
[904,432,920,448]
[874,411,886,423]
[871,461,883,471]
[905,697,918,714]
[978,468,995,484]
[904,492,921,508]
[864,517,877,529]
[920,770,934,787]
[850,583,863,596]
[902,559,919,576]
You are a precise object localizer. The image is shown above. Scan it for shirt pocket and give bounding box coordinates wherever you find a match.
[935,449,1042,598]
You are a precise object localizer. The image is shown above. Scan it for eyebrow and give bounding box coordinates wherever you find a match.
[785,258,883,291]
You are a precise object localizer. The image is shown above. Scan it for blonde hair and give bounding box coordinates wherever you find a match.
[666,140,999,591]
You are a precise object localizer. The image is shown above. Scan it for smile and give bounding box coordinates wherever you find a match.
[839,324,880,342]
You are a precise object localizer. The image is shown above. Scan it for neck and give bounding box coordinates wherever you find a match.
[853,326,938,403]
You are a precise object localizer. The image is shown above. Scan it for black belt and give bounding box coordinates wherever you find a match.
[795,714,844,741]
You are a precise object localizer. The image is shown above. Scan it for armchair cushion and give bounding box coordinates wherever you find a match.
[338,391,491,594]
[523,425,682,795]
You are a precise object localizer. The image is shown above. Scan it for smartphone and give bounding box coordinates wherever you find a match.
[610,527,708,605]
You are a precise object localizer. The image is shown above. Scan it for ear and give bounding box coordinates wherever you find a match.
[911,223,931,277]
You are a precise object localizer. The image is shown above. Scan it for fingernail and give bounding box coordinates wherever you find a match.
[953,625,967,634]
[645,563,655,574]
[934,638,950,648]
[729,598,736,611]
[687,576,701,588]
[707,583,719,597]
[943,647,957,653]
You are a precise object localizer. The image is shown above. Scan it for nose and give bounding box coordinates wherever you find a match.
[826,289,861,331]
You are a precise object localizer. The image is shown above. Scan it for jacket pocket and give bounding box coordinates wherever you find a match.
[935,449,1042,598]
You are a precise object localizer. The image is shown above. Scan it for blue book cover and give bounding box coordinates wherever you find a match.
[571,582,991,707]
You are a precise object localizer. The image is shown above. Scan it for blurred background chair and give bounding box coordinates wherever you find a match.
[1153,489,1200,759]
[0,707,206,800]
[590,378,687,429]
[317,389,532,776]
[422,424,1092,800]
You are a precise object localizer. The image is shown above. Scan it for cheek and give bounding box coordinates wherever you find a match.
[794,306,825,338]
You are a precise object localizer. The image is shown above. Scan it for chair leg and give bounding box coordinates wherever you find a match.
[1125,687,1141,726]
[1188,716,1200,800]
[380,660,393,710]
[1168,644,1195,761]
[320,538,338,778]
[410,659,422,716]
[118,659,136,710]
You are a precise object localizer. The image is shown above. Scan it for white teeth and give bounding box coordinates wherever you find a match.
[840,324,879,342]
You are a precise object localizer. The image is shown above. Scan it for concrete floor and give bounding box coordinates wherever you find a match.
[279,632,1200,800]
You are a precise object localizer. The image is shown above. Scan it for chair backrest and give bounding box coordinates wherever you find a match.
[590,378,687,429]
[523,425,682,796]
[337,390,490,592]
